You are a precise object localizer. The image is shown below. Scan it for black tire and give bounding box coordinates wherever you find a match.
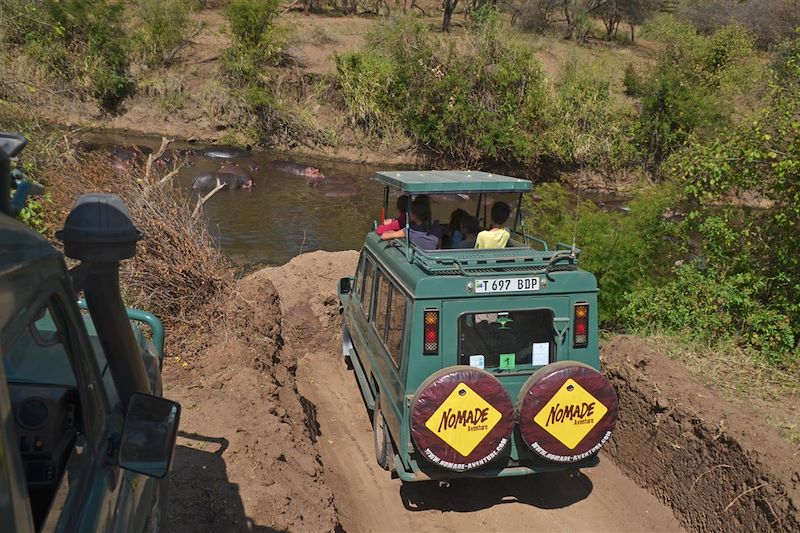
[373,398,392,471]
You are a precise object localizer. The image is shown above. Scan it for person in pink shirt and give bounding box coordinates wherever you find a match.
[376,195,409,235]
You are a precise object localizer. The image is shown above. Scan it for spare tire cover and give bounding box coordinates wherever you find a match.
[410,366,515,472]
[517,361,619,463]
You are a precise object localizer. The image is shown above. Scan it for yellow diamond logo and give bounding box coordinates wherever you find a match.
[533,378,608,450]
[424,383,502,457]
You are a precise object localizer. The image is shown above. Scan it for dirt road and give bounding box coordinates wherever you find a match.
[253,251,681,533]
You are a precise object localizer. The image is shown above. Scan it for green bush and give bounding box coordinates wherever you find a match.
[1,0,130,108]
[632,17,760,175]
[526,182,685,324]
[622,266,796,364]
[131,0,194,68]
[660,30,800,367]
[333,52,400,139]
[552,55,637,177]
[333,15,555,167]
[623,62,643,97]
[222,0,287,84]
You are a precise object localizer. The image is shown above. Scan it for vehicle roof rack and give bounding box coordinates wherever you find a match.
[387,241,579,276]
[373,170,531,194]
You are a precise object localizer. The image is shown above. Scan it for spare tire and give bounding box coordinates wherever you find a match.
[517,361,618,463]
[410,366,515,472]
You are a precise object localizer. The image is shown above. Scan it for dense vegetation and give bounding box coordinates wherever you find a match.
[0,0,196,108]
[1,1,798,367]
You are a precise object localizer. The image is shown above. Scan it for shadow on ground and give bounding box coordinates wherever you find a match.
[399,470,593,512]
[167,431,284,533]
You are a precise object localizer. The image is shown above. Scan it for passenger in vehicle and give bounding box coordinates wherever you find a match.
[447,208,468,248]
[455,214,479,248]
[381,198,442,250]
[376,195,410,235]
[475,201,511,249]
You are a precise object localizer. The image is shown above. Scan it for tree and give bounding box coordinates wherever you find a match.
[619,0,658,42]
[443,0,460,31]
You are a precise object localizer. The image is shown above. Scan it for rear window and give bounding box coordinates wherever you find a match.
[458,309,554,371]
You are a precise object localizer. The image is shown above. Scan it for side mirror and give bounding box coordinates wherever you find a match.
[119,393,181,479]
[338,277,352,295]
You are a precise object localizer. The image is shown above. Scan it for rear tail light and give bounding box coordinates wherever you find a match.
[423,309,439,355]
[573,303,589,348]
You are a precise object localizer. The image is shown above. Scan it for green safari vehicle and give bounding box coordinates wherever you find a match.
[1,133,180,532]
[337,171,619,482]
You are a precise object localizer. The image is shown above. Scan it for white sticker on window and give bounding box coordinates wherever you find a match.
[469,355,485,369]
[532,343,550,366]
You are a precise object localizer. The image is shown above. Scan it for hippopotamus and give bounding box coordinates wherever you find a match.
[109,146,146,172]
[191,172,253,190]
[322,185,359,198]
[272,161,325,185]
[201,147,251,159]
[219,160,258,177]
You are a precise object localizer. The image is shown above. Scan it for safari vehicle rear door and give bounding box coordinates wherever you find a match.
[441,295,572,394]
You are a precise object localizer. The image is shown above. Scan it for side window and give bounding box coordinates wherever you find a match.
[386,286,407,367]
[4,303,77,387]
[361,258,375,317]
[372,271,390,341]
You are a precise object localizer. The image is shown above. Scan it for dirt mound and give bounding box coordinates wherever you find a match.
[602,336,799,532]
[164,272,338,532]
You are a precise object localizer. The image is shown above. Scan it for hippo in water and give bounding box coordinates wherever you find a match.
[219,160,258,177]
[191,172,253,190]
[272,161,325,185]
[109,145,147,172]
[201,147,251,159]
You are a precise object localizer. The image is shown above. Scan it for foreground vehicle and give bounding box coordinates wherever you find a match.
[0,133,180,531]
[338,170,618,482]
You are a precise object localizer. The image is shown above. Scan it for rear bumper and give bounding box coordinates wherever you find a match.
[393,453,600,482]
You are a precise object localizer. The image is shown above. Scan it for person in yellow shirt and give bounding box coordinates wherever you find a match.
[475,201,511,249]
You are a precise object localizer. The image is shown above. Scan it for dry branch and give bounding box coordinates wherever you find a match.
[192,179,225,218]
[145,136,173,181]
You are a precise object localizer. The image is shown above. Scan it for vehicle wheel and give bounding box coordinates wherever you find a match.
[143,477,168,533]
[410,366,515,472]
[373,398,392,471]
[516,361,619,463]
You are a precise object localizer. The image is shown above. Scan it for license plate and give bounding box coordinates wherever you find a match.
[475,277,540,293]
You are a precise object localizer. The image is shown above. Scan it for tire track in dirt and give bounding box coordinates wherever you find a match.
[253,251,681,533]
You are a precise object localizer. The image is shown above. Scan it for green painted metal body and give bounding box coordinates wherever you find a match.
[339,171,602,481]
[0,212,166,531]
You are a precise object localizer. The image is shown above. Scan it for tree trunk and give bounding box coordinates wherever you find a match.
[630,22,635,43]
[443,0,458,32]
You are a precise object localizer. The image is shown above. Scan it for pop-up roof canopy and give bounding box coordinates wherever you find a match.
[373,170,531,194]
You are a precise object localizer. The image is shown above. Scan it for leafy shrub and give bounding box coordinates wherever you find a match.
[130,0,195,68]
[222,0,287,82]
[333,15,556,166]
[526,182,685,324]
[633,16,759,175]
[661,31,800,366]
[622,266,796,364]
[623,62,643,96]
[552,56,637,177]
[332,52,400,139]
[1,0,131,108]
